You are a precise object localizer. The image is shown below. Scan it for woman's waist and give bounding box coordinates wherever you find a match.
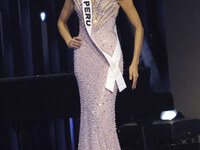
[79,27,117,41]
[79,30,119,57]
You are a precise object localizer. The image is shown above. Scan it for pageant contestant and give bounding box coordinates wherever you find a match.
[57,0,143,148]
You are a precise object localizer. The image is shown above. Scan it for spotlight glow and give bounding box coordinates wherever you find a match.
[40,12,46,21]
[160,110,177,120]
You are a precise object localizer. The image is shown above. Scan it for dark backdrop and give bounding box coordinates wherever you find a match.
[164,0,200,118]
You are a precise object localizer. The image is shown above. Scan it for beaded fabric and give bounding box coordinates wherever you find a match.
[72,0,124,149]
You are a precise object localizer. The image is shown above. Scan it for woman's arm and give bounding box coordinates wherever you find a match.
[57,0,82,48]
[117,0,144,89]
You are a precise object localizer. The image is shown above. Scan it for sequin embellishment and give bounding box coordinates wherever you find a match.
[73,0,123,149]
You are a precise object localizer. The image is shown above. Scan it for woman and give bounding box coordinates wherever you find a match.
[57,0,143,148]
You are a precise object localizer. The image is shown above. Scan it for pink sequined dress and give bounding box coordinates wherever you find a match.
[72,0,124,149]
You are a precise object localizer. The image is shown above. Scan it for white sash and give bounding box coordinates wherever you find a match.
[81,0,127,92]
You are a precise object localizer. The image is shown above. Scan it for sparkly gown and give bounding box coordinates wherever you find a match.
[72,0,124,149]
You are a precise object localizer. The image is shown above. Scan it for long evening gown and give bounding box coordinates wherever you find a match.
[72,0,124,149]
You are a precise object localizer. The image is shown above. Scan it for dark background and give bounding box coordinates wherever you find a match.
[164,0,200,118]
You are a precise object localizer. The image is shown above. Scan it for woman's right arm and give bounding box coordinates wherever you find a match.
[57,0,82,48]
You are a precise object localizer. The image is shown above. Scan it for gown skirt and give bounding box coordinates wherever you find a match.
[72,0,124,149]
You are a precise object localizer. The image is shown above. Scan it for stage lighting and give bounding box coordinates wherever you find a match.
[160,110,177,120]
[40,12,46,22]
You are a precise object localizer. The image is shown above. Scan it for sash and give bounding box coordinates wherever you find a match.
[81,0,127,92]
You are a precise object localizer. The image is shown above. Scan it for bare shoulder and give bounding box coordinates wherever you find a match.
[58,0,75,22]
[116,0,134,9]
[116,0,143,28]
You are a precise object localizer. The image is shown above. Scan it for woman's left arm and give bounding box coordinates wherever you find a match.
[117,0,144,90]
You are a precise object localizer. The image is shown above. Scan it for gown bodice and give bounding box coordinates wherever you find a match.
[72,0,120,33]
[72,0,121,57]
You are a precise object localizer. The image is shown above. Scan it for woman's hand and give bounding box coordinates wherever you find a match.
[129,63,139,90]
[66,36,82,48]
